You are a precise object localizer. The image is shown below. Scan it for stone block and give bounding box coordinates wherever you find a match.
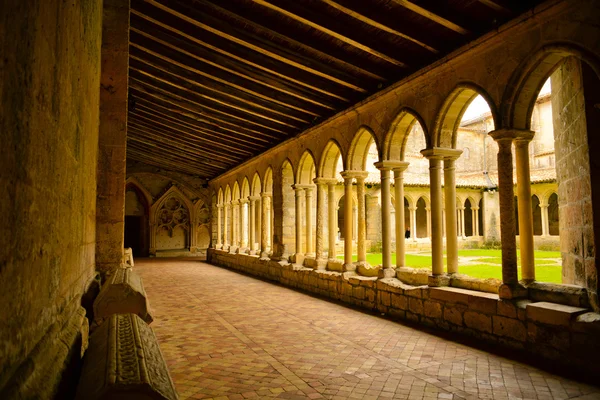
[430,287,470,305]
[443,306,463,326]
[526,282,590,308]
[423,300,442,319]
[404,287,425,299]
[380,291,391,307]
[492,316,526,341]
[396,267,429,286]
[408,297,423,315]
[391,294,408,310]
[572,312,600,333]
[527,324,570,351]
[526,302,587,326]
[366,288,376,303]
[356,261,380,277]
[76,314,178,400]
[353,286,365,300]
[327,259,344,272]
[94,267,153,327]
[497,300,517,318]
[467,292,498,314]
[464,311,492,333]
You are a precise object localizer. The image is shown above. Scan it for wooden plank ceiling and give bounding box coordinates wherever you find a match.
[127,0,544,179]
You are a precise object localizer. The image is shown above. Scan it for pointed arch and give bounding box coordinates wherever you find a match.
[263,166,273,193]
[432,83,499,149]
[251,172,262,196]
[150,185,194,226]
[232,181,240,200]
[241,177,250,199]
[125,177,153,209]
[383,108,429,160]
[224,185,232,202]
[217,187,224,204]
[319,139,343,178]
[347,126,379,170]
[297,150,317,184]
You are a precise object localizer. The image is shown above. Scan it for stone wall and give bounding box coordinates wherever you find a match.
[0,0,103,397]
[209,250,600,377]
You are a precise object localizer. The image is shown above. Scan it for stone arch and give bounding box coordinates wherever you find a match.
[548,192,559,236]
[232,181,240,201]
[297,150,317,184]
[280,159,296,254]
[251,172,262,196]
[241,177,250,199]
[319,139,343,178]
[383,108,429,160]
[224,185,232,203]
[416,196,428,238]
[124,178,152,257]
[503,43,600,130]
[432,83,499,148]
[217,187,224,205]
[150,186,193,253]
[464,198,473,237]
[347,126,379,170]
[264,166,273,193]
[532,194,542,236]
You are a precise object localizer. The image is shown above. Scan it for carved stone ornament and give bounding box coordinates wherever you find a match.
[75,313,178,400]
[93,267,153,327]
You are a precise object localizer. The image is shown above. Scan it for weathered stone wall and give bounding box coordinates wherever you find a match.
[551,59,595,292]
[209,250,600,377]
[0,0,102,397]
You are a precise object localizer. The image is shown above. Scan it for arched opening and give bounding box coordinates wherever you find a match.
[232,182,241,248]
[548,193,559,236]
[224,185,232,246]
[251,172,262,252]
[404,197,411,239]
[281,160,296,254]
[416,197,427,238]
[532,195,542,236]
[264,167,274,252]
[124,183,150,257]
[320,140,344,256]
[297,151,317,255]
[464,199,473,237]
[241,177,250,249]
[155,195,190,251]
[337,195,356,241]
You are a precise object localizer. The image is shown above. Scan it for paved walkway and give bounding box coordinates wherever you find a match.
[136,259,600,400]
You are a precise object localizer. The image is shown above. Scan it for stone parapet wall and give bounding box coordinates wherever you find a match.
[208,249,600,377]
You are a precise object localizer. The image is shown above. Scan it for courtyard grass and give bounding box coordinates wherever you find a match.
[338,249,563,283]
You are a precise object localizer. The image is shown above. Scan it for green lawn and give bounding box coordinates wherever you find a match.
[338,249,563,283]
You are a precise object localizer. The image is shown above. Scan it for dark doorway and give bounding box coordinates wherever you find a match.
[125,216,145,257]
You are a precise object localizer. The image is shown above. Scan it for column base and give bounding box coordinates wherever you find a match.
[260,251,271,260]
[428,274,450,287]
[215,244,223,250]
[343,262,356,273]
[291,253,305,265]
[498,283,528,300]
[307,258,328,270]
[378,267,396,279]
[228,246,238,254]
[326,258,344,272]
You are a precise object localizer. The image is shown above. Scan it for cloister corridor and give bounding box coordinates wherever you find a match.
[136,259,599,400]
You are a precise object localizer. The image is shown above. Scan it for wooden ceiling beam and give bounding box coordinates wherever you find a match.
[129,57,312,125]
[131,97,265,150]
[127,147,215,177]
[133,0,370,92]
[389,0,469,35]
[128,112,252,161]
[128,115,253,160]
[189,0,388,81]
[250,0,406,67]
[477,0,511,14]
[129,25,346,109]
[129,66,302,129]
[319,0,438,53]
[129,76,293,137]
[128,88,276,144]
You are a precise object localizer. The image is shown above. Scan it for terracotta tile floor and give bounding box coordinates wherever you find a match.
[136,259,600,400]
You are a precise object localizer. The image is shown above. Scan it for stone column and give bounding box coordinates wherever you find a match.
[96,0,130,276]
[293,185,305,260]
[260,192,271,258]
[375,163,392,272]
[327,181,337,259]
[410,207,417,241]
[421,149,447,286]
[305,186,315,257]
[249,196,260,252]
[489,130,525,297]
[224,204,230,248]
[313,179,330,264]
[240,199,248,250]
[540,203,549,236]
[459,208,465,238]
[474,207,480,236]
[392,163,409,268]
[355,173,368,263]
[216,205,223,249]
[515,133,535,281]
[340,173,355,271]
[443,153,462,274]
[425,207,431,238]
[256,196,262,249]
[231,200,238,248]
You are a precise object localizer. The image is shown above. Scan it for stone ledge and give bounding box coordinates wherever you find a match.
[526,282,589,308]
[76,314,178,400]
[526,302,587,326]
